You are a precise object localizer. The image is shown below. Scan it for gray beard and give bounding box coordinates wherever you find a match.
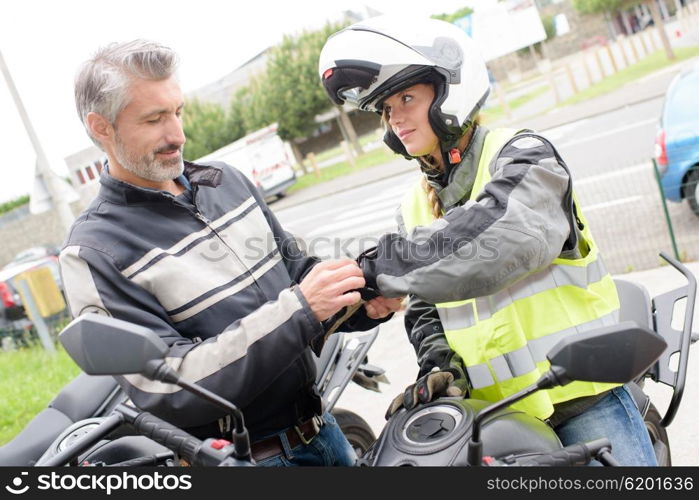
[114,136,184,183]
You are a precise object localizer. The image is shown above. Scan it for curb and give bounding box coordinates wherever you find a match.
[503,90,667,133]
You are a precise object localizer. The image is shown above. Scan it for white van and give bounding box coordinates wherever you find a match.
[197,123,296,199]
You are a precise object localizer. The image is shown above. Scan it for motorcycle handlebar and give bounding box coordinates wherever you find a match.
[490,438,613,467]
[129,411,203,465]
[116,404,253,467]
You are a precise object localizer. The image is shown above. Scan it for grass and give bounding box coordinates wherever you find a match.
[288,146,396,194]
[480,85,549,124]
[559,46,699,107]
[0,195,29,216]
[0,343,80,445]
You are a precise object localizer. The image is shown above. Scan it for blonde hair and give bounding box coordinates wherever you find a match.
[417,158,444,219]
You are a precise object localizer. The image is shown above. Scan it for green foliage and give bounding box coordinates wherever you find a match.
[432,6,474,23]
[0,195,29,215]
[541,14,556,40]
[183,20,350,153]
[263,20,350,141]
[239,76,275,133]
[182,99,244,161]
[573,0,642,14]
[288,147,394,194]
[0,343,80,445]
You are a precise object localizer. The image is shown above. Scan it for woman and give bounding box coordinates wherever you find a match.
[318,15,657,465]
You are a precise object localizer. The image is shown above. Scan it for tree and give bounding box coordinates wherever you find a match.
[263,21,354,144]
[226,88,250,142]
[573,0,675,60]
[237,76,275,133]
[182,99,238,161]
[432,6,474,23]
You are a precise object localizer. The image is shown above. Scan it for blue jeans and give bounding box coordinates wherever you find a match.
[554,385,657,466]
[255,412,357,467]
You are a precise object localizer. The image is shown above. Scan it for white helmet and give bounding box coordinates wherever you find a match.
[319,15,490,157]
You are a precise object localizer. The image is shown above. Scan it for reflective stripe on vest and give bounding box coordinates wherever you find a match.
[400,128,621,420]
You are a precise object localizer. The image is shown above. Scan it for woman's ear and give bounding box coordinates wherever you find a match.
[86,112,113,145]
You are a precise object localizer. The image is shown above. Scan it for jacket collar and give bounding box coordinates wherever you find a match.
[98,160,222,204]
[437,125,489,211]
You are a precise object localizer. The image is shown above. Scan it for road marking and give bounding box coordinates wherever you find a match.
[575,162,650,187]
[557,118,657,149]
[305,206,398,237]
[540,119,589,142]
[582,195,644,212]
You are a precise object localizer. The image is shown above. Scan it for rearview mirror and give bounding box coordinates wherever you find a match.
[546,321,667,385]
[60,314,168,377]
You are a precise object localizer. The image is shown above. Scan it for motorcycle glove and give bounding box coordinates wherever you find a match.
[385,360,469,419]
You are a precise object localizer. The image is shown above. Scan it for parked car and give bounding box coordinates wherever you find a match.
[654,62,699,217]
[2,245,62,290]
[7,246,59,267]
[0,280,25,328]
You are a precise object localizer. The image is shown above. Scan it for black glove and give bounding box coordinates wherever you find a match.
[355,246,379,295]
[385,360,469,419]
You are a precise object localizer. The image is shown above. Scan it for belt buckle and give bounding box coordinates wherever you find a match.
[294,415,322,445]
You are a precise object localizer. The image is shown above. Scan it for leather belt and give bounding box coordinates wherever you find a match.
[251,415,324,462]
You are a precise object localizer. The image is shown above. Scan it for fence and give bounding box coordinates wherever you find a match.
[489,8,699,275]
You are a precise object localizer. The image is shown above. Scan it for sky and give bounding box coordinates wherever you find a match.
[0,0,481,203]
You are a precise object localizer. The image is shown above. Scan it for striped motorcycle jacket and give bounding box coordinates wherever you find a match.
[60,161,379,439]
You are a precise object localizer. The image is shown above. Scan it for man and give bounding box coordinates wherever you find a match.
[60,40,401,466]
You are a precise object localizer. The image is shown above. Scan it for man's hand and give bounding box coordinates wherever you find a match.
[299,259,364,322]
[364,296,404,319]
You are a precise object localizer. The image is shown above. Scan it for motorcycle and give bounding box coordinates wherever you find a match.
[0,325,386,466]
[32,294,671,467]
[3,253,694,468]
[362,252,696,466]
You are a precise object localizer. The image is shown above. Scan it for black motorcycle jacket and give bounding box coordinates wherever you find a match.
[60,161,379,439]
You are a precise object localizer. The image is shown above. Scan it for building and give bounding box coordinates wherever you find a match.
[64,145,105,208]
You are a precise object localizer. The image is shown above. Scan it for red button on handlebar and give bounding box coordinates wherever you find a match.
[211,439,231,450]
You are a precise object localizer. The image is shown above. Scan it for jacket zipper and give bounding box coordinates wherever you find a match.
[183,195,266,298]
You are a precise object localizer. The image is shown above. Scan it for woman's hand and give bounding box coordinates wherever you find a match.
[364,296,405,319]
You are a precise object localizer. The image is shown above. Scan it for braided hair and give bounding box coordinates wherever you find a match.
[381,109,479,221]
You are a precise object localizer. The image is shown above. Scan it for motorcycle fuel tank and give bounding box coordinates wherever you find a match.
[367,398,561,466]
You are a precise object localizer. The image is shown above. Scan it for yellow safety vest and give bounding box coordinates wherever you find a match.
[400,128,620,420]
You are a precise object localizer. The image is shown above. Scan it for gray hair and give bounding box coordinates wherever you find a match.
[74,40,179,146]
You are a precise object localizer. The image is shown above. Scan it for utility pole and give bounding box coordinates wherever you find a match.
[0,48,75,234]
